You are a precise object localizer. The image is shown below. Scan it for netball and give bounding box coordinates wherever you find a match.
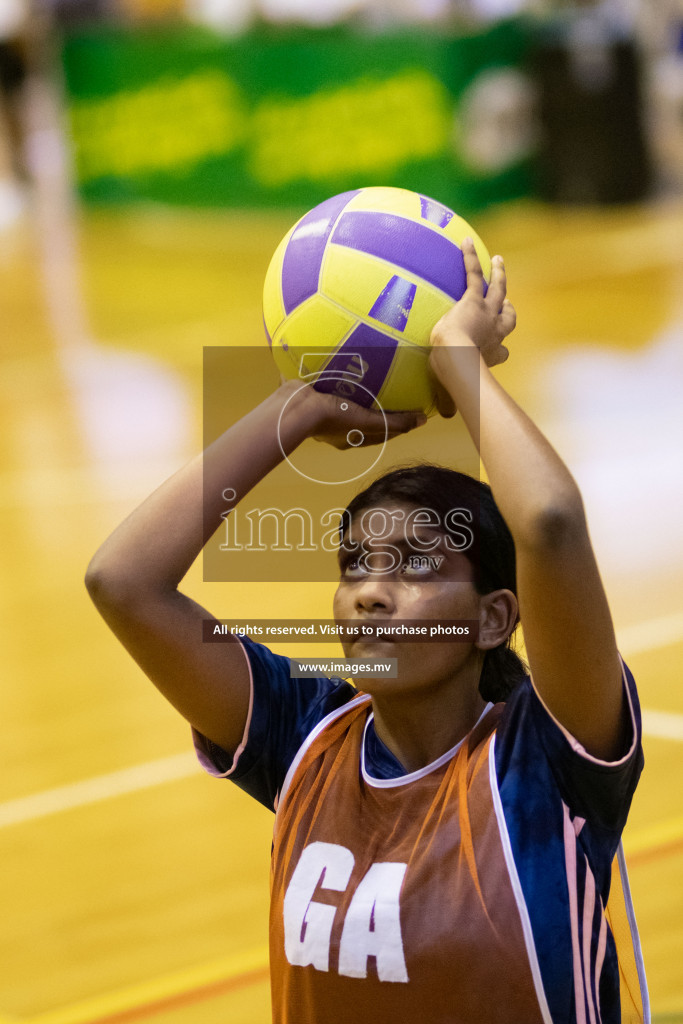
[263,186,492,414]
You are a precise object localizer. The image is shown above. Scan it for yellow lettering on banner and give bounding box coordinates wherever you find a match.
[68,67,451,187]
[70,71,246,181]
[249,70,452,186]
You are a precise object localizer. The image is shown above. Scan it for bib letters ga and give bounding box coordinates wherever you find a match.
[283,841,409,983]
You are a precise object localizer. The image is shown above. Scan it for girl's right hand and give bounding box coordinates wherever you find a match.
[279,378,427,451]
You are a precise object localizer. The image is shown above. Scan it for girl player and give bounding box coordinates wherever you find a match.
[86,239,648,1023]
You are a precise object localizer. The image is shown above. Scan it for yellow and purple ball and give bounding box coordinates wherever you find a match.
[263,186,491,415]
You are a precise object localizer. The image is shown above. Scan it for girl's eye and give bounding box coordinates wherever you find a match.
[400,557,436,577]
[340,556,438,579]
[341,558,367,579]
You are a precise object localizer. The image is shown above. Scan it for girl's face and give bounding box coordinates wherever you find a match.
[332,502,484,696]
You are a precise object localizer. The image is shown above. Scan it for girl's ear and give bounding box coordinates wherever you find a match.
[475,589,518,651]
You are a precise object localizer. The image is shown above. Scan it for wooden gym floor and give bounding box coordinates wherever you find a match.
[1,191,682,1023]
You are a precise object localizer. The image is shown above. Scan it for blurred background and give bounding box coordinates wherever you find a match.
[1,0,683,1021]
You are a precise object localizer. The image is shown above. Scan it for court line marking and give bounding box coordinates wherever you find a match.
[617,611,683,658]
[1,610,683,830]
[641,710,683,742]
[15,946,269,1024]
[0,753,199,829]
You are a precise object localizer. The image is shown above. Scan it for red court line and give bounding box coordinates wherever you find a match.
[82,966,270,1024]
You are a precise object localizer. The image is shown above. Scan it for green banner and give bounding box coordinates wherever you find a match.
[61,21,535,212]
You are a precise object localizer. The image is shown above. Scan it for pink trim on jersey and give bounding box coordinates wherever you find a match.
[530,656,638,768]
[276,694,372,815]
[582,864,597,1024]
[563,802,587,1024]
[360,703,493,789]
[594,904,607,1024]
[192,637,254,779]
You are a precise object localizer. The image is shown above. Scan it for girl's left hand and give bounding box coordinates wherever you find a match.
[428,236,517,415]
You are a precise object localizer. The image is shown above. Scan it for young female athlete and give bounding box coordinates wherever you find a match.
[85,239,647,1023]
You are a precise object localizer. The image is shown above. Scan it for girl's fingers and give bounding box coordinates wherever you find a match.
[326,407,427,446]
[499,298,517,337]
[461,236,485,292]
[383,410,427,432]
[486,254,507,313]
[310,394,427,448]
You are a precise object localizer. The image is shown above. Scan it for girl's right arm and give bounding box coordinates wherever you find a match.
[85,381,423,756]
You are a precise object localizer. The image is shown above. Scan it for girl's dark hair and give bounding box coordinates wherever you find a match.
[342,464,527,703]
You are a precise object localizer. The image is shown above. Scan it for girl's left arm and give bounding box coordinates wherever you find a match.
[429,239,625,761]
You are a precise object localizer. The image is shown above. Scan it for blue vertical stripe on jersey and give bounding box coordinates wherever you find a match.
[488,737,554,1024]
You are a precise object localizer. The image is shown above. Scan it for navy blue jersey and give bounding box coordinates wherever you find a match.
[194,637,648,1023]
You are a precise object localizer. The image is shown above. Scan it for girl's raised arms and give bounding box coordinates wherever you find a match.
[428,239,625,761]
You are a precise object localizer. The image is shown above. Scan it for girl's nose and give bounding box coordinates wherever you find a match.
[354,575,397,614]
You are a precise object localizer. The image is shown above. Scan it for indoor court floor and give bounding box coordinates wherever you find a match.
[1,190,683,1022]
